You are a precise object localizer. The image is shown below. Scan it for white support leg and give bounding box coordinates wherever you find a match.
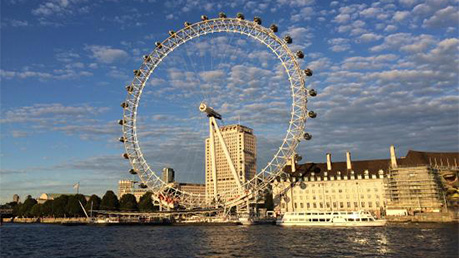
[209,117,219,206]
[210,117,243,191]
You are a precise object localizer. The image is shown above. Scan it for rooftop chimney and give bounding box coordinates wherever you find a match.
[326,153,332,171]
[390,145,397,168]
[346,151,352,170]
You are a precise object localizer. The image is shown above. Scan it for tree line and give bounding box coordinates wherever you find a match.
[6,190,158,218]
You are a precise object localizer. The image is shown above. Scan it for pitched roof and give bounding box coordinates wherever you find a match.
[288,150,459,178]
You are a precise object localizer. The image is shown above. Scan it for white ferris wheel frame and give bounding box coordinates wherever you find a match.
[121,17,309,209]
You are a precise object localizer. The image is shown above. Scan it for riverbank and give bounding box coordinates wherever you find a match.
[2,217,88,224]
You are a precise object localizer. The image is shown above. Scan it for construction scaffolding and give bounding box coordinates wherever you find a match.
[385,165,445,211]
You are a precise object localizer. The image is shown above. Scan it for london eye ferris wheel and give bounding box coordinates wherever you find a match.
[118,12,317,210]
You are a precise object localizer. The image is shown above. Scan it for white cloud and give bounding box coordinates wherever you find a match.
[85,45,129,64]
[358,33,383,42]
[333,13,351,23]
[393,11,410,22]
[422,6,459,28]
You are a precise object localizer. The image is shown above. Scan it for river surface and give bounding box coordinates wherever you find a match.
[1,223,458,258]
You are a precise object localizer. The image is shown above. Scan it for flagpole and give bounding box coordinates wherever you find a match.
[77,181,80,194]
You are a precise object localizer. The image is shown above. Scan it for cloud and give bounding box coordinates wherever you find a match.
[370,33,436,52]
[422,6,459,28]
[328,38,350,52]
[393,11,410,22]
[85,45,129,64]
[358,33,383,42]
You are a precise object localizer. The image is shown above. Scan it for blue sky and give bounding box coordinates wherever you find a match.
[1,0,458,203]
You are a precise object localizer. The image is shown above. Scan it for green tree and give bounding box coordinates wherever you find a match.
[85,194,101,212]
[30,204,43,217]
[100,190,119,211]
[120,194,138,211]
[42,200,54,216]
[138,191,154,212]
[20,196,38,217]
[66,194,87,217]
[52,195,69,217]
[12,203,22,217]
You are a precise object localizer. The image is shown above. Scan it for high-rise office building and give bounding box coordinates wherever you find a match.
[205,124,256,203]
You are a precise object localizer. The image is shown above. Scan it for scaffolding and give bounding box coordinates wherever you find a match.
[385,165,444,211]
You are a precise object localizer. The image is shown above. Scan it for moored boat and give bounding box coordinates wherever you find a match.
[276,210,386,227]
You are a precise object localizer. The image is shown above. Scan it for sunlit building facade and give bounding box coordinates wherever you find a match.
[205,124,256,203]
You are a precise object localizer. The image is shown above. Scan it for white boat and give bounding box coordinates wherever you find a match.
[238,211,276,226]
[276,210,386,227]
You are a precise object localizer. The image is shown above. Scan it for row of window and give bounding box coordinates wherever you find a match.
[282,201,381,209]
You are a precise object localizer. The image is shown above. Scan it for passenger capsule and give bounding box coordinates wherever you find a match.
[201,15,208,21]
[122,153,129,159]
[168,30,176,37]
[143,55,151,62]
[126,85,133,93]
[219,12,227,18]
[253,17,262,25]
[155,42,162,49]
[284,35,292,44]
[308,111,317,118]
[270,24,278,33]
[304,68,313,77]
[309,89,317,97]
[117,119,125,125]
[296,50,304,59]
[129,169,137,175]
[139,183,148,189]
[303,132,312,140]
[133,70,142,76]
[118,136,125,143]
[120,102,128,108]
[184,21,191,27]
[236,12,245,20]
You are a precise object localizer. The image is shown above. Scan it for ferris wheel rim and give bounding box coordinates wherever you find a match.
[121,16,309,209]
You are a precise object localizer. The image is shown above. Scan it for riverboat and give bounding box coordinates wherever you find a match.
[276,210,386,227]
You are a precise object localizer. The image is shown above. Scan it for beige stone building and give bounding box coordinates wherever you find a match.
[273,146,458,217]
[118,180,147,202]
[205,124,256,203]
[273,153,386,217]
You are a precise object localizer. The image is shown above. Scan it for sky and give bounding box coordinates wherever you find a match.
[1,0,458,204]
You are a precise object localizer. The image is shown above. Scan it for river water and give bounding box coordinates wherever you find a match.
[1,223,457,258]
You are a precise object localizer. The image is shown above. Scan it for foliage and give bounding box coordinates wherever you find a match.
[52,195,69,217]
[120,194,138,211]
[19,196,38,217]
[42,200,54,216]
[138,191,155,212]
[30,204,43,217]
[100,190,119,211]
[85,194,101,212]
[66,194,87,217]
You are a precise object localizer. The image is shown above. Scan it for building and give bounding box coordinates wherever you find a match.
[273,146,458,216]
[118,180,148,202]
[162,167,175,184]
[273,151,387,217]
[175,183,206,196]
[205,124,257,203]
[385,149,459,212]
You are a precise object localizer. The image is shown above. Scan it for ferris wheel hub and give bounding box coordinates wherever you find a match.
[199,102,222,120]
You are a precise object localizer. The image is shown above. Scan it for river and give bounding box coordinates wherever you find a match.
[1,223,457,257]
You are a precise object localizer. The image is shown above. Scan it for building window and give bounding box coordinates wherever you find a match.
[300,203,304,209]
[313,203,317,208]
[368,202,373,208]
[376,201,380,207]
[361,202,365,208]
[340,202,344,208]
[307,203,310,208]
[294,203,297,209]
[326,202,330,208]
[333,202,337,208]
[282,203,285,209]
[354,202,358,208]
[320,203,323,209]
[347,202,351,208]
